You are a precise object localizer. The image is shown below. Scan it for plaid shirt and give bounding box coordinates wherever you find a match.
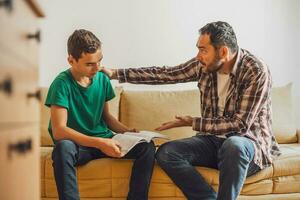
[117,48,281,169]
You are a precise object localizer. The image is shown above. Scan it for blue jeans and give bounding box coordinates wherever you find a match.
[52,140,156,200]
[156,135,261,200]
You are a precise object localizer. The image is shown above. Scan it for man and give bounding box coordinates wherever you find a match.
[102,21,281,200]
[45,29,155,200]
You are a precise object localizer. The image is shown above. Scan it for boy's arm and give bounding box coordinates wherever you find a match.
[51,105,122,157]
[102,102,136,133]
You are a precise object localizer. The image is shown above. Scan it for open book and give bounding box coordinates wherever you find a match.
[112,131,169,156]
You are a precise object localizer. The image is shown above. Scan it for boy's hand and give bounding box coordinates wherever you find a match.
[96,138,122,158]
[127,128,139,133]
[99,67,117,79]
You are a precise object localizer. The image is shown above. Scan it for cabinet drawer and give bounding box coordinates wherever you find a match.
[0,124,40,200]
[0,0,39,68]
[0,67,40,123]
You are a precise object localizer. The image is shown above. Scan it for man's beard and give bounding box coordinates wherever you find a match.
[205,54,224,73]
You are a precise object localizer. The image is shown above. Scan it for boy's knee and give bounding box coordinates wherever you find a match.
[135,141,156,157]
[52,140,77,160]
[142,141,156,154]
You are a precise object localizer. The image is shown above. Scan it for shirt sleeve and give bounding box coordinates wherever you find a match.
[45,78,69,109]
[193,67,271,136]
[104,75,116,102]
[117,57,201,84]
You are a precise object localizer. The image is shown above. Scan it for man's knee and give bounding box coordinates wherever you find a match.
[155,142,179,166]
[219,136,254,161]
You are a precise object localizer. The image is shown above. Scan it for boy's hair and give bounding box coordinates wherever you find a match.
[67,29,101,61]
[199,21,238,54]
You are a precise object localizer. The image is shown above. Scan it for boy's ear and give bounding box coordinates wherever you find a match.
[67,55,75,65]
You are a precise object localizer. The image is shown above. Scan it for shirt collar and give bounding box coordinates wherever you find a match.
[230,48,241,77]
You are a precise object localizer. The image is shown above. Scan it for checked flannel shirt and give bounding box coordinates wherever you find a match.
[116,48,281,169]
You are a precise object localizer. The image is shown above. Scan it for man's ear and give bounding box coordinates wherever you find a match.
[219,46,229,60]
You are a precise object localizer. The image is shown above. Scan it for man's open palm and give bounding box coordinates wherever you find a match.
[155,115,193,131]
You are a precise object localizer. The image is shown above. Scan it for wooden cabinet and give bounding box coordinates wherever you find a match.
[0,0,44,199]
[0,67,39,123]
[0,124,40,200]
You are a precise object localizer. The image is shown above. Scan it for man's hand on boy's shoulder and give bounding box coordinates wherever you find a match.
[94,138,122,158]
[99,67,117,79]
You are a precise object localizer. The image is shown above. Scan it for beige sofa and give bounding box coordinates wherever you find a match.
[40,84,300,200]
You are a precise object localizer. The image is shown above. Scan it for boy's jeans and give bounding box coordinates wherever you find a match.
[52,140,156,200]
[156,134,261,200]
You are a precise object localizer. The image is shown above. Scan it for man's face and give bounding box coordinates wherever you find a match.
[68,49,103,78]
[196,34,224,73]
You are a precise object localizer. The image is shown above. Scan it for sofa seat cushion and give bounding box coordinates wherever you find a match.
[41,146,53,197]
[273,143,300,177]
[44,152,115,198]
[41,143,300,198]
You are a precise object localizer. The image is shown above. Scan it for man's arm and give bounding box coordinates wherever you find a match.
[155,68,271,136]
[51,105,122,157]
[102,58,201,84]
[102,102,136,133]
[193,68,271,136]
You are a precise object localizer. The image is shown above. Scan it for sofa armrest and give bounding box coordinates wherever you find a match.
[298,130,300,143]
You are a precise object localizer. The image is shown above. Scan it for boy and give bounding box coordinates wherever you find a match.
[45,29,155,200]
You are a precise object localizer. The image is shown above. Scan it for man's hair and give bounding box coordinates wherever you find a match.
[199,21,238,54]
[67,29,101,61]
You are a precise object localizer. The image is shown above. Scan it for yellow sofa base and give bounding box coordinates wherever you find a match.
[41,192,300,200]
[41,143,300,200]
[39,87,300,200]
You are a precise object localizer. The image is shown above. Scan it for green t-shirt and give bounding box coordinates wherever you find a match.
[45,69,115,144]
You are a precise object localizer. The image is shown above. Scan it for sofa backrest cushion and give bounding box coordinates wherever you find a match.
[40,86,123,146]
[119,89,201,141]
[40,87,52,146]
[271,83,297,143]
[40,83,297,146]
[119,84,297,144]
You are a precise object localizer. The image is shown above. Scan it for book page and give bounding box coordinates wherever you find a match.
[112,134,147,156]
[112,130,169,156]
[124,131,169,141]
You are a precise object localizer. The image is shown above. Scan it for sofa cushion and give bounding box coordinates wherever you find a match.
[40,146,52,197]
[119,89,201,141]
[271,83,297,143]
[40,83,297,146]
[45,153,114,197]
[119,84,297,143]
[40,87,53,146]
[273,143,300,177]
[41,143,300,198]
[40,87,123,147]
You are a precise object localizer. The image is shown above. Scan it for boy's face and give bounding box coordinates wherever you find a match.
[68,49,103,78]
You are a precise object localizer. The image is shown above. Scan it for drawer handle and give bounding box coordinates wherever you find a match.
[8,138,32,159]
[0,0,13,12]
[0,76,13,95]
[27,89,41,102]
[27,30,40,43]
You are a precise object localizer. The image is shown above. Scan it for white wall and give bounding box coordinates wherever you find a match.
[38,0,300,127]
